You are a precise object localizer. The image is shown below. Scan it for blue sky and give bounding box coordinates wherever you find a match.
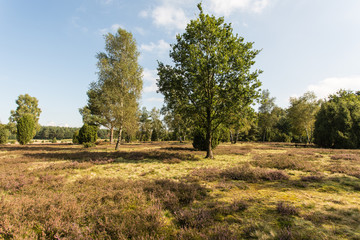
[1,0,360,127]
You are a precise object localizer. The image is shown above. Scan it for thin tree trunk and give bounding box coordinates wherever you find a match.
[205,109,214,159]
[230,130,234,144]
[110,126,114,143]
[234,131,238,144]
[115,127,122,150]
[205,130,214,159]
[305,128,310,144]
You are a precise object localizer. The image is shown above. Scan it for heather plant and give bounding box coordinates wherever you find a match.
[221,164,289,182]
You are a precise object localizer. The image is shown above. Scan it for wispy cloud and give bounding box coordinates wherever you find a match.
[143,69,158,93]
[45,121,70,127]
[140,39,170,54]
[98,23,124,35]
[307,76,360,99]
[145,97,163,103]
[152,4,188,30]
[97,0,113,5]
[71,17,88,33]
[208,0,270,16]
[135,27,146,35]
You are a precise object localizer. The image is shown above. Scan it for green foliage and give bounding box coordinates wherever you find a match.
[78,124,98,144]
[314,90,360,148]
[151,128,158,141]
[34,126,80,140]
[51,137,57,143]
[10,94,41,136]
[72,130,79,144]
[0,124,9,144]
[83,28,142,146]
[16,114,35,145]
[83,142,96,148]
[192,128,219,151]
[139,107,151,141]
[157,4,261,158]
[287,91,321,143]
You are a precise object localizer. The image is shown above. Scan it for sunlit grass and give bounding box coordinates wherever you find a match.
[0,141,359,239]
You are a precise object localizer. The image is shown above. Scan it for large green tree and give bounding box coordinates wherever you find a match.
[258,89,276,142]
[314,90,360,148]
[287,91,321,143]
[157,4,262,158]
[83,28,143,149]
[9,94,41,137]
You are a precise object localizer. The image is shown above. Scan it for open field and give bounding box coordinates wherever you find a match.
[0,142,360,239]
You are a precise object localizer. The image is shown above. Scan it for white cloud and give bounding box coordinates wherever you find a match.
[208,0,270,16]
[97,0,113,5]
[45,121,69,127]
[140,39,170,53]
[71,17,88,33]
[307,76,360,99]
[98,23,124,35]
[135,27,146,35]
[146,97,164,103]
[151,4,188,30]
[143,69,158,93]
[110,24,122,32]
[139,10,149,18]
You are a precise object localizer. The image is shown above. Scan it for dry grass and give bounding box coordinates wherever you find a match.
[0,141,360,239]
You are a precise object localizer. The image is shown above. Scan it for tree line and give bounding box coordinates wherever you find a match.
[1,3,359,158]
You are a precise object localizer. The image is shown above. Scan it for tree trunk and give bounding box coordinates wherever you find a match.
[110,126,114,143]
[234,131,238,144]
[305,128,310,145]
[230,130,234,144]
[205,130,214,159]
[115,127,122,150]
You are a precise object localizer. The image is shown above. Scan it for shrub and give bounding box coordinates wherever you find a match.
[221,164,289,182]
[83,142,96,148]
[143,179,207,212]
[276,201,299,216]
[192,127,219,151]
[16,114,35,145]
[51,137,57,143]
[72,130,79,144]
[0,124,9,144]
[78,124,98,144]
[151,128,158,141]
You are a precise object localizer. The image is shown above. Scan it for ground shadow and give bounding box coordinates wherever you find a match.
[23,149,200,164]
[0,144,80,152]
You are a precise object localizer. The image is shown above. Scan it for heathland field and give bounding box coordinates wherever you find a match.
[1,142,360,239]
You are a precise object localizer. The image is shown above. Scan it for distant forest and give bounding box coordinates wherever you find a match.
[9,126,108,140]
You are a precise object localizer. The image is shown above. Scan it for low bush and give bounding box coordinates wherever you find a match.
[192,127,219,151]
[276,201,299,216]
[78,124,98,144]
[301,174,324,182]
[221,164,289,182]
[83,142,96,148]
[0,124,9,144]
[252,153,315,172]
[72,130,79,144]
[0,177,171,239]
[143,179,207,212]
